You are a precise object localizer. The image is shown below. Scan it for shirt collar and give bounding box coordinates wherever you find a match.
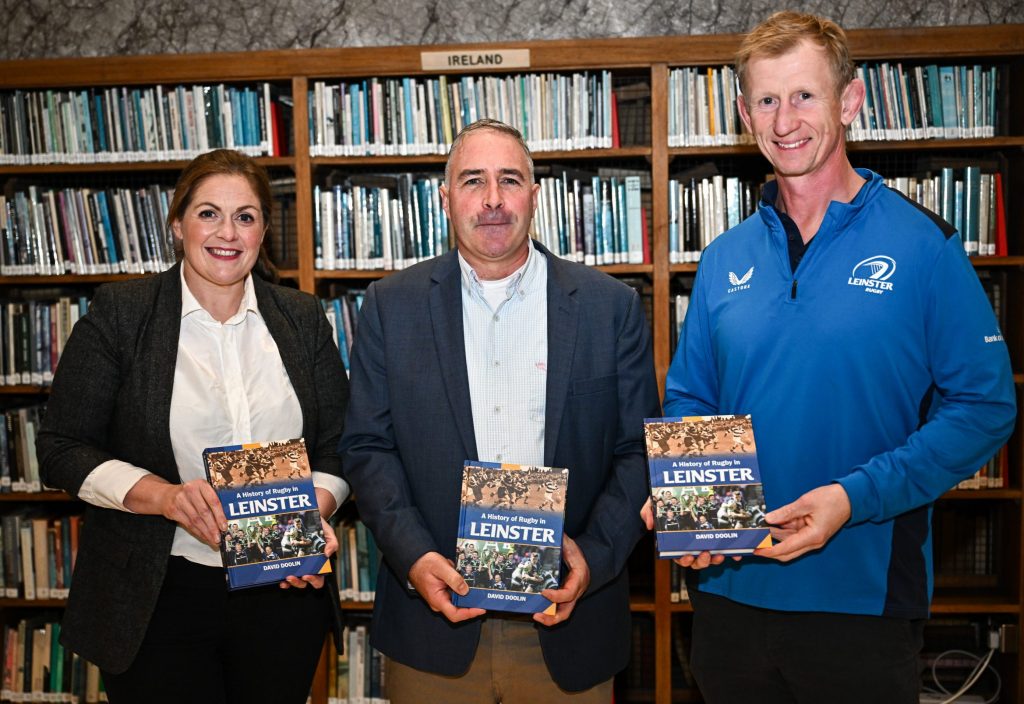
[457,241,541,301]
[180,267,260,324]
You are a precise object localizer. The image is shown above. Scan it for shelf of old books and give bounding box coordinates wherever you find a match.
[0,155,295,175]
[309,156,656,274]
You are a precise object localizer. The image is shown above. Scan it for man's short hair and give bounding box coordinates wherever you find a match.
[444,118,535,185]
[735,11,855,99]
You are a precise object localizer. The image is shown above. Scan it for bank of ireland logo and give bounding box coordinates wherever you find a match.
[727,266,754,293]
[848,255,896,295]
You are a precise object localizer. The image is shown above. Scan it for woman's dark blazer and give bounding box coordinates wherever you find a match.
[36,264,349,673]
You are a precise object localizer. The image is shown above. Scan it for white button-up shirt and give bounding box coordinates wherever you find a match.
[78,269,348,566]
[459,244,548,466]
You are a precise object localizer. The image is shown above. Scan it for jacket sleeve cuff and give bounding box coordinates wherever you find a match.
[835,470,876,525]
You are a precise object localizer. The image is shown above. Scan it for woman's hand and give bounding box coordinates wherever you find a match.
[125,475,227,549]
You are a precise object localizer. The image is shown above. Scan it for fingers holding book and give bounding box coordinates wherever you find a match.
[409,551,487,623]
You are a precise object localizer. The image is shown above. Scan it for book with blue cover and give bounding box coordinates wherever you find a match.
[203,437,331,590]
[451,461,568,615]
[645,415,771,557]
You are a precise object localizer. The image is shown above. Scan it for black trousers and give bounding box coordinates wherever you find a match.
[689,588,923,704]
[102,556,330,704]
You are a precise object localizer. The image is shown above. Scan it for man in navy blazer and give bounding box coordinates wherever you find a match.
[340,119,661,701]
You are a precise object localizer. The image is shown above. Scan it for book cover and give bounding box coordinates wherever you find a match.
[203,437,331,590]
[451,461,568,615]
[644,415,772,556]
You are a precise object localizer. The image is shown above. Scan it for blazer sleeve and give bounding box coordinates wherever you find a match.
[37,284,127,496]
[574,288,661,590]
[338,282,439,581]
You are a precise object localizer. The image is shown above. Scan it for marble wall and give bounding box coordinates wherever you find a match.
[1,0,1021,60]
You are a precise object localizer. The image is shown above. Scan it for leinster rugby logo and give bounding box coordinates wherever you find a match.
[848,256,895,295]
[727,266,754,293]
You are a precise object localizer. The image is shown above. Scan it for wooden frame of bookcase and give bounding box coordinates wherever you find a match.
[0,24,1022,704]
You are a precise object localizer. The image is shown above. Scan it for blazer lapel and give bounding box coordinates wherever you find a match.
[146,265,184,480]
[429,252,479,460]
[542,248,579,467]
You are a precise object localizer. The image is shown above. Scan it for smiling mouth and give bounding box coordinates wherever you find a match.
[776,138,810,150]
[207,247,241,257]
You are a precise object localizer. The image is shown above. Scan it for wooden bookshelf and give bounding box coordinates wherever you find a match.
[0,23,1021,704]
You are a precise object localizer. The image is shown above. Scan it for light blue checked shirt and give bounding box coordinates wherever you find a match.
[458,243,548,466]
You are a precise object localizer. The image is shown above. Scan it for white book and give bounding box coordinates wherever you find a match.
[374,188,388,270]
[19,524,34,600]
[221,86,234,149]
[261,82,272,155]
[352,187,368,268]
[624,176,643,264]
[979,173,992,256]
[321,188,336,271]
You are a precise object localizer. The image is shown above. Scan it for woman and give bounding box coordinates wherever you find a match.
[37,149,349,704]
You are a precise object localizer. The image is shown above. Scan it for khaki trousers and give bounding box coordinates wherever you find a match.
[386,618,614,704]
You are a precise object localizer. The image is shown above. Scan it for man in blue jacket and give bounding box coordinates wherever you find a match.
[659,11,1016,703]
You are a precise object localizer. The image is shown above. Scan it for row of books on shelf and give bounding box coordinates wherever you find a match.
[667,62,1000,147]
[329,618,388,704]
[0,405,45,493]
[308,71,616,157]
[957,450,1008,490]
[0,83,285,165]
[533,169,649,266]
[313,175,450,272]
[2,618,104,703]
[0,185,177,276]
[666,162,1007,264]
[1,298,88,388]
[850,63,998,142]
[0,512,79,600]
[935,505,997,582]
[0,165,1011,278]
[334,520,379,603]
[321,290,364,374]
[0,59,1005,167]
[667,65,751,148]
[668,167,760,264]
[313,167,653,273]
[670,293,690,352]
[884,164,1007,257]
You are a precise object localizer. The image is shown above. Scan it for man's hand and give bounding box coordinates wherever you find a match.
[535,535,590,627]
[643,496,738,570]
[640,497,654,529]
[754,483,851,562]
[408,552,485,623]
[673,552,733,569]
[281,517,338,590]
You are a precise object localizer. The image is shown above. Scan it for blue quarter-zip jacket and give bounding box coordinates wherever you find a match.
[664,168,1015,618]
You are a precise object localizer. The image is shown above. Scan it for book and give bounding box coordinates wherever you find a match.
[203,437,332,590]
[451,460,568,615]
[644,414,772,556]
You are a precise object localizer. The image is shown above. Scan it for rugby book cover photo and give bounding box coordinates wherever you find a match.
[452,461,568,615]
[203,437,332,589]
[645,415,772,557]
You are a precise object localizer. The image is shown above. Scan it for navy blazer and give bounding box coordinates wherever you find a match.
[36,265,349,673]
[340,242,661,691]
